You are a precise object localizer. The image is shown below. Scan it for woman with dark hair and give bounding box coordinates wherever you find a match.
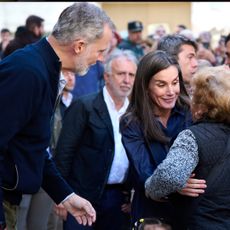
[120,50,206,228]
[145,65,230,229]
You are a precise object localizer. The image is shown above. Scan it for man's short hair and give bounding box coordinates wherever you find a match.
[25,15,44,30]
[178,24,187,30]
[225,33,230,45]
[157,34,198,60]
[1,28,10,34]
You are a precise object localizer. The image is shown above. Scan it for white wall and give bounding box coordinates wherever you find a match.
[0,2,100,33]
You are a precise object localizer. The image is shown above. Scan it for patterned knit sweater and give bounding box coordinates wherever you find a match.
[145,129,199,200]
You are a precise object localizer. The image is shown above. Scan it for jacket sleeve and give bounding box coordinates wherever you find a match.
[53,100,87,179]
[120,119,155,189]
[145,129,199,200]
[42,152,73,204]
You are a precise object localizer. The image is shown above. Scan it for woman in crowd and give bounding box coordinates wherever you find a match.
[145,65,230,229]
[120,50,206,228]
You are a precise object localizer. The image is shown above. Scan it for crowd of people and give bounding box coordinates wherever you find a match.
[1,2,230,230]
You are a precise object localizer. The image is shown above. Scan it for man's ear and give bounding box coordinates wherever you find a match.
[73,39,86,55]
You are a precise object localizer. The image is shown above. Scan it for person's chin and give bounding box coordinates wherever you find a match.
[77,68,89,77]
[161,101,176,110]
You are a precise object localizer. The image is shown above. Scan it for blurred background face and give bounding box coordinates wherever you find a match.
[62,70,76,92]
[105,56,137,100]
[128,31,143,44]
[148,65,180,113]
[1,31,11,42]
[225,40,230,67]
[34,23,45,38]
[177,44,198,84]
[155,25,166,38]
[175,26,183,34]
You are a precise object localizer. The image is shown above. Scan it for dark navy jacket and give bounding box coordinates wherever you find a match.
[120,106,192,226]
[0,38,73,223]
[54,91,130,205]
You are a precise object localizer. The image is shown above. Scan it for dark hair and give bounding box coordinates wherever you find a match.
[1,28,10,34]
[225,33,230,46]
[157,34,198,60]
[25,15,44,31]
[2,26,33,58]
[121,50,190,143]
[178,24,187,30]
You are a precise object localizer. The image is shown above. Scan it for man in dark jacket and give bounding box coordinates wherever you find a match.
[0,2,113,229]
[54,49,138,230]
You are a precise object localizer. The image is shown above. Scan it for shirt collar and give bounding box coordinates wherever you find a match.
[58,72,67,95]
[103,86,129,112]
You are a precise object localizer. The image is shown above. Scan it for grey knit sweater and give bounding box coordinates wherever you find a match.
[145,129,199,200]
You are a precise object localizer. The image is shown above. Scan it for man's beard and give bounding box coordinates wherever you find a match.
[76,46,91,76]
[76,60,90,76]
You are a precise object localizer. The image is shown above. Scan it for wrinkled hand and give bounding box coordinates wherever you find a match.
[178,173,207,197]
[62,193,96,226]
[54,203,68,221]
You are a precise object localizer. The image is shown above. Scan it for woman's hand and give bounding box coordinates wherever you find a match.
[178,173,207,197]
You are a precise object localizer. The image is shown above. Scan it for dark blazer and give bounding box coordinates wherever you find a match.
[0,38,73,222]
[54,91,127,205]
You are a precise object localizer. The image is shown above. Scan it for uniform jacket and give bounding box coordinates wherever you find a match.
[0,38,73,222]
[118,38,144,61]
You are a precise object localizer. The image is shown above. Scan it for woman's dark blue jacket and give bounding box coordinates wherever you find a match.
[120,106,192,226]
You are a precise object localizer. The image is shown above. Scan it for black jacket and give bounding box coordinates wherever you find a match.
[173,122,230,230]
[54,91,130,205]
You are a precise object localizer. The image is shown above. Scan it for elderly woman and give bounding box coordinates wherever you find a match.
[145,65,230,229]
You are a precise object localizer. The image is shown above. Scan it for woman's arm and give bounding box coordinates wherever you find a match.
[120,119,155,186]
[145,129,200,200]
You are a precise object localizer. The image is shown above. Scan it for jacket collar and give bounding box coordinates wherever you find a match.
[32,37,61,77]
[93,91,114,139]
